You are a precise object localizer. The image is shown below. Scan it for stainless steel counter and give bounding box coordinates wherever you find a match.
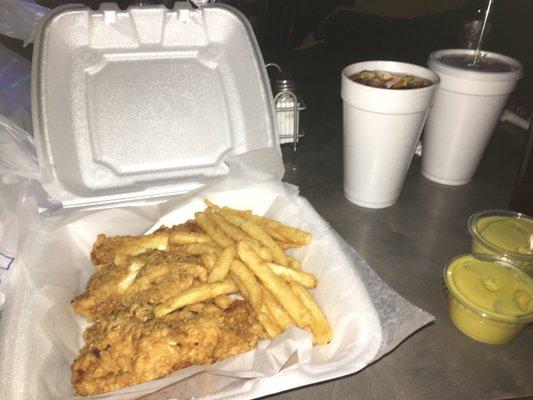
[268,57,532,399]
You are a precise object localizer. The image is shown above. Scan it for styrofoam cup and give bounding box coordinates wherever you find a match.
[422,49,523,185]
[341,61,439,208]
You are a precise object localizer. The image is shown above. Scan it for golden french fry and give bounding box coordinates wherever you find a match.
[218,208,247,227]
[264,227,287,242]
[230,259,262,310]
[229,208,280,229]
[289,282,332,345]
[204,199,221,211]
[208,245,235,283]
[208,210,275,262]
[178,242,221,256]
[241,221,289,266]
[276,226,312,246]
[207,210,250,241]
[288,256,302,271]
[155,279,237,317]
[257,309,282,339]
[236,241,311,328]
[229,273,249,300]
[213,295,233,309]
[257,246,275,262]
[267,263,317,288]
[276,241,302,250]
[195,212,233,247]
[246,240,274,262]
[219,207,311,245]
[200,254,217,271]
[169,231,213,245]
[261,287,294,331]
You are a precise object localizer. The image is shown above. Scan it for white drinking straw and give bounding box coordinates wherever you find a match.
[471,0,495,65]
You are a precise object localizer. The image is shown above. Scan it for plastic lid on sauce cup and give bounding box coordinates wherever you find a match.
[444,253,533,323]
[468,210,533,262]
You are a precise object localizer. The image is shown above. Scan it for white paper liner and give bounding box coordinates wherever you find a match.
[0,177,433,399]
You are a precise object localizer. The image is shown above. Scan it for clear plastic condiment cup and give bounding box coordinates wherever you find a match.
[443,253,533,344]
[468,210,533,276]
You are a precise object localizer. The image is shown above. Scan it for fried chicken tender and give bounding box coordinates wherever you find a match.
[73,250,207,321]
[91,221,202,266]
[72,300,263,396]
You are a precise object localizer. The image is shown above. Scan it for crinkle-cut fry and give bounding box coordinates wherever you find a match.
[178,243,221,256]
[195,212,233,248]
[276,226,312,246]
[288,256,302,271]
[257,309,282,339]
[289,282,332,345]
[236,241,311,328]
[241,221,289,266]
[267,263,317,288]
[261,287,294,331]
[208,245,235,283]
[169,231,213,245]
[200,254,217,271]
[213,295,234,309]
[264,227,286,242]
[230,259,262,311]
[155,279,238,317]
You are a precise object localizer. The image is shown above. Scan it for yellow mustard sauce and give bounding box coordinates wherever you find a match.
[445,254,533,344]
[475,215,533,256]
[451,258,533,317]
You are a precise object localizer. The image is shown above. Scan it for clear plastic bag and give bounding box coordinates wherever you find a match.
[0,0,47,42]
[0,112,38,309]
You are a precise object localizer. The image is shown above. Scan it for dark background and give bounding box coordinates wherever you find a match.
[1,0,532,106]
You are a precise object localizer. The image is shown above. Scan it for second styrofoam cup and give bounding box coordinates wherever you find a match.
[341,61,439,208]
[422,49,523,185]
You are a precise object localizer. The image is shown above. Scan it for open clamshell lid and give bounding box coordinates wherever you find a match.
[32,2,278,210]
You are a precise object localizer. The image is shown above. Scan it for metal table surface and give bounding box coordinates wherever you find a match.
[267,51,532,400]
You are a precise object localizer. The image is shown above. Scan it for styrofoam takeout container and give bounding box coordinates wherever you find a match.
[422,49,523,185]
[341,61,439,208]
[31,2,278,211]
[5,3,434,399]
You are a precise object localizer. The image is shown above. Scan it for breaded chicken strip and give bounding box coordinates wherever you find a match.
[72,301,263,396]
[91,221,204,266]
[73,250,207,320]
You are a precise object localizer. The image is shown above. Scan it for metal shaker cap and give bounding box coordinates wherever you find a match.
[273,70,297,92]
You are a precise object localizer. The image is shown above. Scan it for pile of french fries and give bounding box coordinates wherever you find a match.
[154,200,332,345]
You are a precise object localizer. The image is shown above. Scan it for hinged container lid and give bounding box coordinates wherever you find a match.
[32,2,278,210]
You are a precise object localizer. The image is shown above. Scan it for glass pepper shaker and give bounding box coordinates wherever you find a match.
[266,63,306,152]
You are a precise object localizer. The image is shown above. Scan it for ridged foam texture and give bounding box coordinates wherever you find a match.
[31,3,278,210]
